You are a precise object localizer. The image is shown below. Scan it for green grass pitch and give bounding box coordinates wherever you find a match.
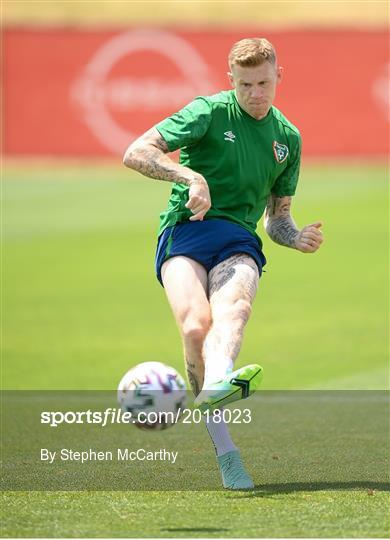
[2,161,389,537]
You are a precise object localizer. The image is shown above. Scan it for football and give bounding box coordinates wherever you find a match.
[117,361,187,430]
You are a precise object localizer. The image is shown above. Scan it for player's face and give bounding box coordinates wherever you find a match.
[228,62,282,120]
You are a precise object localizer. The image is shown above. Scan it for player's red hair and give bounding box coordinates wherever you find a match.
[228,38,276,68]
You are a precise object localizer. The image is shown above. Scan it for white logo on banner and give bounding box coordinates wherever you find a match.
[373,63,390,123]
[71,30,214,154]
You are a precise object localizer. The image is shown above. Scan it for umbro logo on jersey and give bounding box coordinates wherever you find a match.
[224,131,236,142]
[273,141,289,163]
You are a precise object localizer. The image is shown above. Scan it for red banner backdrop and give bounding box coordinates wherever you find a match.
[3,27,389,157]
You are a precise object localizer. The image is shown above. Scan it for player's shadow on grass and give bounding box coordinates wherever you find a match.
[232,481,390,498]
[162,527,229,533]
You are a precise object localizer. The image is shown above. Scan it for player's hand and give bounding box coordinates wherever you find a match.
[295,222,324,253]
[185,175,211,221]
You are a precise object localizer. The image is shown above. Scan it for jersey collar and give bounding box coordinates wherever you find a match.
[232,91,273,126]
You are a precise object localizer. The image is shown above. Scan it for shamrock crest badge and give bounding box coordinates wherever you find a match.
[273,141,289,163]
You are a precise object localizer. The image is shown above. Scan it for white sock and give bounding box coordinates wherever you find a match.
[203,356,233,388]
[204,409,237,457]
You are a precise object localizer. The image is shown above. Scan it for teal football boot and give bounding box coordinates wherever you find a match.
[217,450,255,490]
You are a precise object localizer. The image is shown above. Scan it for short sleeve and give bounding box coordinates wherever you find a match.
[155,97,212,152]
[271,133,302,197]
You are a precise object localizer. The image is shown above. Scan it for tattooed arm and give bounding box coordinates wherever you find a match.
[123,127,211,221]
[264,194,323,253]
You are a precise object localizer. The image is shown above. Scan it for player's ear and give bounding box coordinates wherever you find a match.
[276,65,283,84]
[227,71,235,88]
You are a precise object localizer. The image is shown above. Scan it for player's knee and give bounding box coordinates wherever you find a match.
[182,316,211,347]
[233,298,252,326]
[221,298,252,326]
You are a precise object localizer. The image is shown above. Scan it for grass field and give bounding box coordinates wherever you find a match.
[2,161,389,537]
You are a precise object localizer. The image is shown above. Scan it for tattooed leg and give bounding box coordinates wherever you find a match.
[184,356,203,397]
[161,256,211,396]
[202,254,259,387]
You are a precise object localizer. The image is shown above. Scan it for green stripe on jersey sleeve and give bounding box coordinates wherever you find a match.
[155,97,212,152]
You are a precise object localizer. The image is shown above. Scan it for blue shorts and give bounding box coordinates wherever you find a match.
[155,219,266,286]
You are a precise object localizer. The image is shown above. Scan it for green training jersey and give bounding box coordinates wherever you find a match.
[155,90,301,248]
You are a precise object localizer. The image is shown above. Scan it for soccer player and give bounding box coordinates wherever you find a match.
[123,38,323,489]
